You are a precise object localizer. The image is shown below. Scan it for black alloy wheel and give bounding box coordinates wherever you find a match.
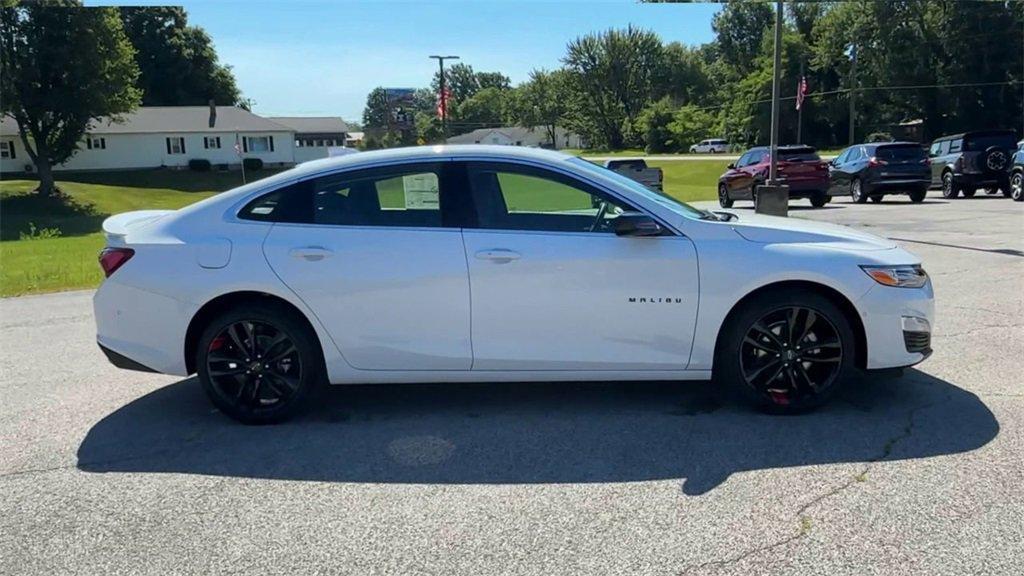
[714,288,856,414]
[197,303,323,424]
[718,183,734,208]
[739,306,843,408]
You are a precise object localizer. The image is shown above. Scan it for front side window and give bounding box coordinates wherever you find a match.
[736,152,752,167]
[313,165,443,228]
[834,148,851,165]
[467,162,636,234]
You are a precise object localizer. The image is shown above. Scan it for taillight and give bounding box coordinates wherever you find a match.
[98,247,135,277]
[868,156,888,167]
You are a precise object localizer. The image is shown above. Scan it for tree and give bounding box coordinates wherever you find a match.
[711,2,774,77]
[563,26,665,149]
[361,86,390,129]
[119,7,241,106]
[637,97,677,153]
[453,87,509,130]
[1,2,141,196]
[507,69,572,147]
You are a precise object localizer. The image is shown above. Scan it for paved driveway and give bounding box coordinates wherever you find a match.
[1,193,1021,575]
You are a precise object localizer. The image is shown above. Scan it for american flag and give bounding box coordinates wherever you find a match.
[795,76,808,110]
[437,87,452,120]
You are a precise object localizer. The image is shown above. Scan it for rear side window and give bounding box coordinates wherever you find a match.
[313,164,444,228]
[949,139,962,153]
[779,147,820,161]
[238,181,313,223]
[877,145,926,161]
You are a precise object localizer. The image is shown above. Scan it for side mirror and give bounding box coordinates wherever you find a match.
[727,162,736,169]
[614,212,664,237]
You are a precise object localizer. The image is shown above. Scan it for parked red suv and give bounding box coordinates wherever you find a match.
[718,145,831,208]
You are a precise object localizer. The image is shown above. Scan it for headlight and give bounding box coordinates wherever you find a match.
[860,265,929,288]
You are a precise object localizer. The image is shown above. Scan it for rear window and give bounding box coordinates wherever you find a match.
[876,145,926,161]
[607,159,648,170]
[779,147,820,162]
[964,133,1017,151]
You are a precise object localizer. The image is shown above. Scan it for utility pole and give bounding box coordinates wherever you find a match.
[768,0,783,186]
[429,54,460,139]
[848,42,858,145]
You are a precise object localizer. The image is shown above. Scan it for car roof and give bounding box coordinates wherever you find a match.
[863,141,924,148]
[290,144,574,177]
[746,145,816,152]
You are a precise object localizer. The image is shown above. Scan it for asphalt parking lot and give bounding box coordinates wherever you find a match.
[1,191,1022,575]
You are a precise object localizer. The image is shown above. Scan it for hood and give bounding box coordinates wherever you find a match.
[729,212,896,251]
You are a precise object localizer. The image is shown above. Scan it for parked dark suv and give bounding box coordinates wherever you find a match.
[828,142,930,203]
[928,130,1017,198]
[718,145,830,208]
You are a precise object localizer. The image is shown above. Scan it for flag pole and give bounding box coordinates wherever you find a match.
[797,61,805,144]
[236,132,246,185]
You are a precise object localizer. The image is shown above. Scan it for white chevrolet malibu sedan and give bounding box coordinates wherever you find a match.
[94,145,934,423]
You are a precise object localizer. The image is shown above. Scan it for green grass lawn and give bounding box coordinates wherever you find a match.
[0,161,725,297]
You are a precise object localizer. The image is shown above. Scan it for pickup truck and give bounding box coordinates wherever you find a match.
[604,159,664,190]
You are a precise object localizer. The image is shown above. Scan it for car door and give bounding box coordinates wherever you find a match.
[261,162,473,370]
[724,152,752,197]
[459,161,699,371]
[929,140,947,184]
[828,148,852,194]
[740,150,767,199]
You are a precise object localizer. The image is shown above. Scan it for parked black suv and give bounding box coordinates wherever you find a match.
[928,129,1017,198]
[1010,139,1024,202]
[828,142,930,203]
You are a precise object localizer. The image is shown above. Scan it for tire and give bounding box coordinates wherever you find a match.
[941,171,959,199]
[999,179,1013,198]
[718,183,734,208]
[1011,171,1024,202]
[962,187,976,198]
[984,187,999,195]
[869,195,883,203]
[909,188,927,203]
[809,192,828,208]
[851,178,868,203]
[196,301,325,424]
[714,288,858,414]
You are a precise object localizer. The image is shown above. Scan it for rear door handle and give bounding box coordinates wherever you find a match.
[289,246,333,261]
[475,249,521,263]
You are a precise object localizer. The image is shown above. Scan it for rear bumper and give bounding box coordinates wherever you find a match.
[953,172,1010,187]
[865,176,930,193]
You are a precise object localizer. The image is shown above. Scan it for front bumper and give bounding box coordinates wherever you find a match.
[856,281,935,370]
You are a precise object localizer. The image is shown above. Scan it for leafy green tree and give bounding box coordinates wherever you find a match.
[119,7,241,106]
[669,104,720,153]
[453,87,509,130]
[361,86,390,129]
[1,2,141,196]
[563,26,665,149]
[711,2,774,78]
[507,69,572,147]
[637,97,677,153]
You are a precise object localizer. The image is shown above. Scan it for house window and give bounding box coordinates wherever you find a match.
[85,136,106,150]
[295,139,304,147]
[244,135,274,153]
[0,140,14,159]
[166,136,186,155]
[203,136,221,149]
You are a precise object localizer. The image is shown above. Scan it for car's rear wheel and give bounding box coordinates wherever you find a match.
[941,171,959,199]
[869,195,883,203]
[1011,172,1024,202]
[962,187,977,198]
[809,192,829,208]
[850,178,867,203]
[909,188,927,203]
[197,302,324,424]
[718,183,734,208]
[715,289,857,414]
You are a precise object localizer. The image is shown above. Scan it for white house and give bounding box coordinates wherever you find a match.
[268,116,352,164]
[0,106,308,174]
[446,126,584,150]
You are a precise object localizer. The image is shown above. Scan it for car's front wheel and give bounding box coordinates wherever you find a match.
[718,183,734,208]
[1011,172,1024,202]
[197,302,325,424]
[715,288,857,414]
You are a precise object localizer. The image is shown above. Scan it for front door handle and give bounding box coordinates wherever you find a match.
[289,246,333,261]
[475,249,521,263]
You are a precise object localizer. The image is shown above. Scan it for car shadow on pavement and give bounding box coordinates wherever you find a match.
[77,369,998,495]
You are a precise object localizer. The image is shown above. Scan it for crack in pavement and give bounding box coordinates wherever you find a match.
[679,387,951,575]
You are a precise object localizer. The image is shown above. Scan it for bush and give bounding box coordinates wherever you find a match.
[639,98,677,153]
[188,158,211,171]
[242,157,263,171]
[668,105,720,152]
[867,132,894,143]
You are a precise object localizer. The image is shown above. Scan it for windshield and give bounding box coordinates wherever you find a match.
[877,145,926,161]
[779,148,820,161]
[567,157,705,219]
[964,133,1017,151]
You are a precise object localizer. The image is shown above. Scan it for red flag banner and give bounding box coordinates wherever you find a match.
[795,76,808,110]
[437,87,452,120]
